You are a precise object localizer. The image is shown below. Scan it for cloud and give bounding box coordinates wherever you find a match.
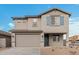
[8,23,14,29]
[0,26,4,30]
[69,17,79,23]
[69,17,79,37]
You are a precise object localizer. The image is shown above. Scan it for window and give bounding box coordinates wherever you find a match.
[17,20,27,23]
[23,20,27,23]
[60,16,64,25]
[54,16,60,25]
[53,36,56,41]
[53,36,60,42]
[57,36,60,42]
[46,15,60,26]
[46,16,51,26]
[51,16,55,25]
[17,20,21,23]
[46,15,64,26]
[46,16,55,26]
[32,19,37,27]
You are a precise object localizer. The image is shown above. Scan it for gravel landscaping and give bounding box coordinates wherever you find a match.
[40,47,79,55]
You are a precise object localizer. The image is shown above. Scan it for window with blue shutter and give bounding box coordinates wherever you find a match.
[60,16,64,25]
[46,16,55,26]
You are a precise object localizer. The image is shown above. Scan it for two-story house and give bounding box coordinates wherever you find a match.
[11,8,71,47]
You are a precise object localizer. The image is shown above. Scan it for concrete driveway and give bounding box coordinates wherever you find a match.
[0,47,40,55]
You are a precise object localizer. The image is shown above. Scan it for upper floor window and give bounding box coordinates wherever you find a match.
[60,16,64,25]
[17,20,27,23]
[46,15,64,26]
[46,16,55,26]
[32,19,37,27]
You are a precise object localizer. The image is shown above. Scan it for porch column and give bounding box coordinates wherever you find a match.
[11,33,16,47]
[59,34,63,47]
[63,34,66,40]
[63,33,68,40]
[63,33,68,46]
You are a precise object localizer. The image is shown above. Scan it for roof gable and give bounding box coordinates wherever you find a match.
[40,8,71,16]
[12,8,71,20]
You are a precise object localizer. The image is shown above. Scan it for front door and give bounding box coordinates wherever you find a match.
[44,34,49,47]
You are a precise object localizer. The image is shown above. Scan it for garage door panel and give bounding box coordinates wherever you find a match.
[16,34,41,47]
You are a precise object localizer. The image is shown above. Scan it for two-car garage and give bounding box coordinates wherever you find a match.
[12,30,42,47]
[16,34,41,47]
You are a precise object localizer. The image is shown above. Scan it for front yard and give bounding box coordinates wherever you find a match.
[0,47,79,55]
[40,47,79,55]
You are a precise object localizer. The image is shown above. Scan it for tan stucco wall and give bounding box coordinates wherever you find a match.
[14,10,69,34]
[41,10,69,33]
[28,18,41,30]
[14,19,28,30]
[14,18,41,30]
[40,32,44,47]
[11,33,16,47]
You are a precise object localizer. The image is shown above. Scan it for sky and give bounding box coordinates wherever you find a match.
[0,4,79,37]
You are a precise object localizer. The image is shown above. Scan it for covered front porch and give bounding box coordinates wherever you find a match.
[44,33,67,47]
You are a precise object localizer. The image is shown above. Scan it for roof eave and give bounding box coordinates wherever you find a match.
[40,8,71,17]
[10,29,43,33]
[12,8,71,20]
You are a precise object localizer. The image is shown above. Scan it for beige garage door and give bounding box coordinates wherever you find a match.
[16,34,41,47]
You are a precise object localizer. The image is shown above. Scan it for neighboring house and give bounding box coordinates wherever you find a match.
[69,35,79,47]
[0,30,11,48]
[11,8,71,47]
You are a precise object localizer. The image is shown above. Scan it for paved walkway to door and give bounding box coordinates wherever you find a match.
[0,47,40,55]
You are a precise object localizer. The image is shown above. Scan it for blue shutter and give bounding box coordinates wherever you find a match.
[60,16,64,25]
